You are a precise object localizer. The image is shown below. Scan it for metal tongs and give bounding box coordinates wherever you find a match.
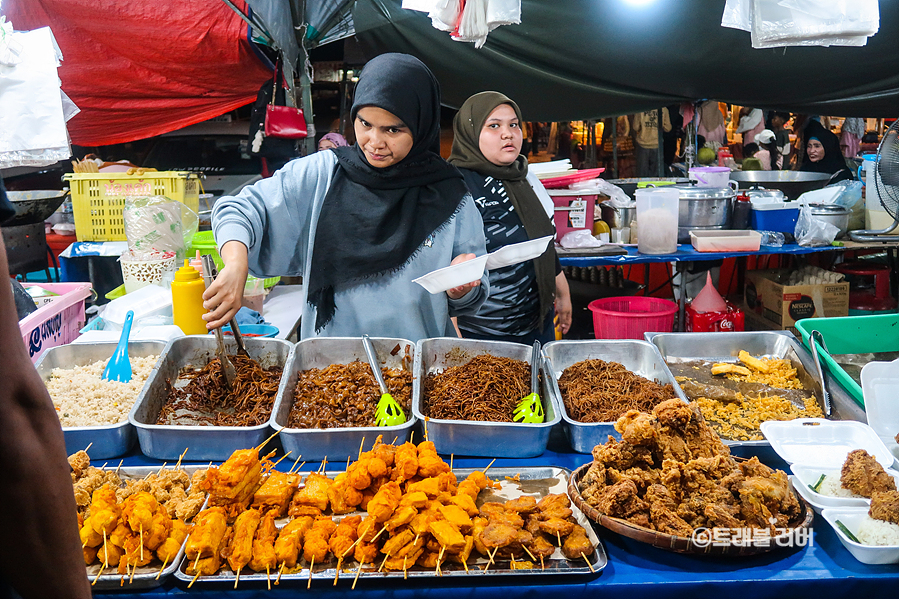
[809,329,833,417]
[201,254,237,388]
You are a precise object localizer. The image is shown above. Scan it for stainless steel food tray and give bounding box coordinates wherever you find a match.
[35,341,166,459]
[270,337,417,461]
[646,331,866,449]
[174,466,606,585]
[413,338,561,458]
[86,465,205,590]
[129,336,292,460]
[544,339,680,454]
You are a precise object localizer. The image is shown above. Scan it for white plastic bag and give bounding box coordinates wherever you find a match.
[559,229,604,249]
[570,178,631,207]
[721,0,752,31]
[123,196,199,262]
[794,204,839,247]
[751,0,879,48]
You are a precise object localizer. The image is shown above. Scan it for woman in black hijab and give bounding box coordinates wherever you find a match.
[449,92,571,344]
[206,54,489,340]
[800,120,854,182]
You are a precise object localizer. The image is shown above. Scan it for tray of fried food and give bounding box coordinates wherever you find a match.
[175,436,605,586]
[68,448,210,590]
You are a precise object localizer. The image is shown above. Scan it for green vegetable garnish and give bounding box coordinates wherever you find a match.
[836,520,861,544]
[810,474,826,493]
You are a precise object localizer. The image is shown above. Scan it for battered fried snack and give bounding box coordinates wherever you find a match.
[711,363,751,377]
[841,449,897,498]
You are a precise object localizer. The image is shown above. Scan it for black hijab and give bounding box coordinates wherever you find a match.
[801,120,853,180]
[448,91,557,330]
[307,53,468,332]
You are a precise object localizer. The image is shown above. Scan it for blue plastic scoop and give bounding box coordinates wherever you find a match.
[102,310,134,382]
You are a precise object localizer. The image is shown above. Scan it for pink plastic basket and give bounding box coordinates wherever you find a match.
[588,296,678,340]
[18,282,93,363]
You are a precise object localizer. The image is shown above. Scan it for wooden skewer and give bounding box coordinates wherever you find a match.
[102,530,109,567]
[556,532,562,547]
[270,451,292,470]
[121,565,126,587]
[188,569,202,588]
[84,442,93,454]
[436,545,445,577]
[129,561,137,584]
[157,462,168,476]
[193,553,201,574]
[92,562,105,584]
[391,436,398,445]
[462,555,469,572]
[450,454,454,472]
[255,427,284,453]
[101,462,108,470]
[484,548,498,573]
[581,553,595,573]
[523,546,536,561]
[409,430,414,445]
[333,558,342,585]
[139,525,144,561]
[347,456,351,470]
[287,454,303,474]
[370,526,388,542]
[175,448,188,471]
[276,563,285,586]
[540,554,544,571]
[307,556,314,589]
[234,567,241,589]
[115,460,124,476]
[404,555,409,579]
[483,458,496,473]
[423,417,429,441]
[511,554,516,569]
[294,461,306,473]
[352,560,364,590]
[266,565,271,590]
[378,552,390,572]
[358,436,365,461]
[156,555,169,580]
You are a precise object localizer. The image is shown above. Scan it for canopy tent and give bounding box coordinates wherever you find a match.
[353,0,899,119]
[1,0,274,146]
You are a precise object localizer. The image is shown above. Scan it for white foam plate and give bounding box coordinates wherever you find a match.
[861,359,899,466]
[485,235,554,270]
[821,507,899,565]
[412,254,488,294]
[760,419,896,470]
[790,466,899,513]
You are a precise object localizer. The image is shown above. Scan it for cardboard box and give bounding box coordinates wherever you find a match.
[744,269,849,332]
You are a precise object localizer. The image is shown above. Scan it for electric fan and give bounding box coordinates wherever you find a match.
[850,121,899,241]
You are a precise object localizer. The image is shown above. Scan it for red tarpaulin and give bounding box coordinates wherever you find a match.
[1,0,273,146]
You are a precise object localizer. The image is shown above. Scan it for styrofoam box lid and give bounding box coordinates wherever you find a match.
[861,359,899,455]
[102,284,173,325]
[760,419,895,470]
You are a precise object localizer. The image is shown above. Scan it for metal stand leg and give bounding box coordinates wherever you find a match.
[676,262,686,332]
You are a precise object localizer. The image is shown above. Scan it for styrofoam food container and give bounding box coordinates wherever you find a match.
[760,419,896,470]
[102,284,172,329]
[821,507,899,565]
[412,254,488,294]
[690,230,761,252]
[861,359,899,465]
[485,235,554,270]
[790,466,899,513]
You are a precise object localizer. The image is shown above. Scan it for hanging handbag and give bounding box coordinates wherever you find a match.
[264,63,307,139]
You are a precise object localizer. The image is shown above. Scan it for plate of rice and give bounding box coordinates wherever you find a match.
[791,466,899,512]
[822,507,899,564]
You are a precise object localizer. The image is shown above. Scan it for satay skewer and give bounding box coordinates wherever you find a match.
[378,552,390,572]
[523,545,537,561]
[115,460,124,476]
[157,462,167,476]
[175,448,188,471]
[333,559,342,586]
[276,564,285,586]
[391,436,398,445]
[352,560,364,590]
[92,563,105,584]
[192,553,201,574]
[307,557,314,589]
[256,427,284,453]
[266,566,272,590]
[139,525,144,561]
[404,555,409,580]
[234,568,241,589]
[156,555,169,580]
[130,562,137,584]
[287,454,303,474]
[358,437,365,461]
[370,526,388,542]
[436,546,445,577]
[84,442,93,454]
[483,458,496,473]
[582,553,595,573]
[188,570,202,588]
[270,451,292,470]
[540,554,544,570]
[556,532,562,547]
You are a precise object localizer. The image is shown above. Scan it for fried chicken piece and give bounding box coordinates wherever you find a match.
[582,462,606,488]
[703,502,742,529]
[504,496,538,515]
[592,437,655,471]
[615,410,659,448]
[68,450,91,479]
[595,479,648,518]
[290,473,333,514]
[660,401,730,461]
[869,490,899,525]
[841,449,897,498]
[738,472,793,531]
[606,467,660,493]
[650,501,694,536]
[174,490,205,522]
[561,525,594,560]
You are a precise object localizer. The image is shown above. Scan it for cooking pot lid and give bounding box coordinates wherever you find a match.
[671,184,735,199]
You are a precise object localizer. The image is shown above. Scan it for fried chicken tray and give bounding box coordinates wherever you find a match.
[647,331,866,447]
[174,466,606,585]
[77,464,209,590]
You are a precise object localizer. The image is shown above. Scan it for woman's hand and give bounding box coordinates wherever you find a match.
[555,271,572,335]
[202,241,249,330]
[446,253,482,300]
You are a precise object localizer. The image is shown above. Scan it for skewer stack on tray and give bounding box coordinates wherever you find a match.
[543,339,680,454]
[36,341,166,459]
[270,337,417,462]
[175,436,605,587]
[412,338,560,458]
[129,336,292,460]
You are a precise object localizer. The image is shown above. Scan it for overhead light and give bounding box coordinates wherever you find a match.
[622,0,657,6]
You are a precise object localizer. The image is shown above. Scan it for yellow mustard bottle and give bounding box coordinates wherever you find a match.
[171,260,208,335]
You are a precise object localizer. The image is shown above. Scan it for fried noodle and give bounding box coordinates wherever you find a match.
[423,354,529,422]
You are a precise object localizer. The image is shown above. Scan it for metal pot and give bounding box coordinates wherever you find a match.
[671,185,735,243]
[599,202,637,229]
[808,203,851,238]
[729,171,833,201]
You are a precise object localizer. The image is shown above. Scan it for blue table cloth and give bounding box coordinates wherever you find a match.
[559,243,834,267]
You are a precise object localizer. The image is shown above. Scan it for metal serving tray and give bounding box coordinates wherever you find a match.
[174,466,606,585]
[270,337,417,461]
[646,331,866,449]
[87,465,204,590]
[412,338,560,458]
[129,336,292,460]
[35,341,166,459]
[544,339,680,454]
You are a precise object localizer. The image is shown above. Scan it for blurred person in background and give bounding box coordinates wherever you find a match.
[800,120,854,183]
[754,129,779,170]
[741,142,764,171]
[633,108,671,177]
[735,107,765,149]
[317,132,348,151]
[840,117,865,158]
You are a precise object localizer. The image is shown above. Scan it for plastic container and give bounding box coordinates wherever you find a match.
[102,284,173,331]
[821,507,899,565]
[861,360,899,463]
[689,166,731,188]
[18,282,93,363]
[222,324,279,338]
[63,171,200,242]
[588,296,678,340]
[635,187,679,254]
[732,194,751,229]
[120,250,177,293]
[171,260,208,335]
[689,230,762,252]
[760,419,895,470]
[749,200,800,234]
[548,189,597,242]
[412,255,488,294]
[188,231,280,289]
[241,277,267,314]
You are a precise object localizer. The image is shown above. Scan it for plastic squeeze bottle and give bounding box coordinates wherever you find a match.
[171,259,208,335]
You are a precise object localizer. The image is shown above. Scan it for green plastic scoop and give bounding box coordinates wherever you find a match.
[361,334,407,427]
[513,341,545,423]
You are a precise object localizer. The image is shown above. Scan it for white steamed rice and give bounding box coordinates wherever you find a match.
[856,515,899,546]
[818,474,865,499]
[45,356,159,427]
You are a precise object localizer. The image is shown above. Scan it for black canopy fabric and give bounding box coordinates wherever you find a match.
[353,0,899,120]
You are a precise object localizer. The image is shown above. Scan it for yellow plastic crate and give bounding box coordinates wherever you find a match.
[63,171,201,242]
